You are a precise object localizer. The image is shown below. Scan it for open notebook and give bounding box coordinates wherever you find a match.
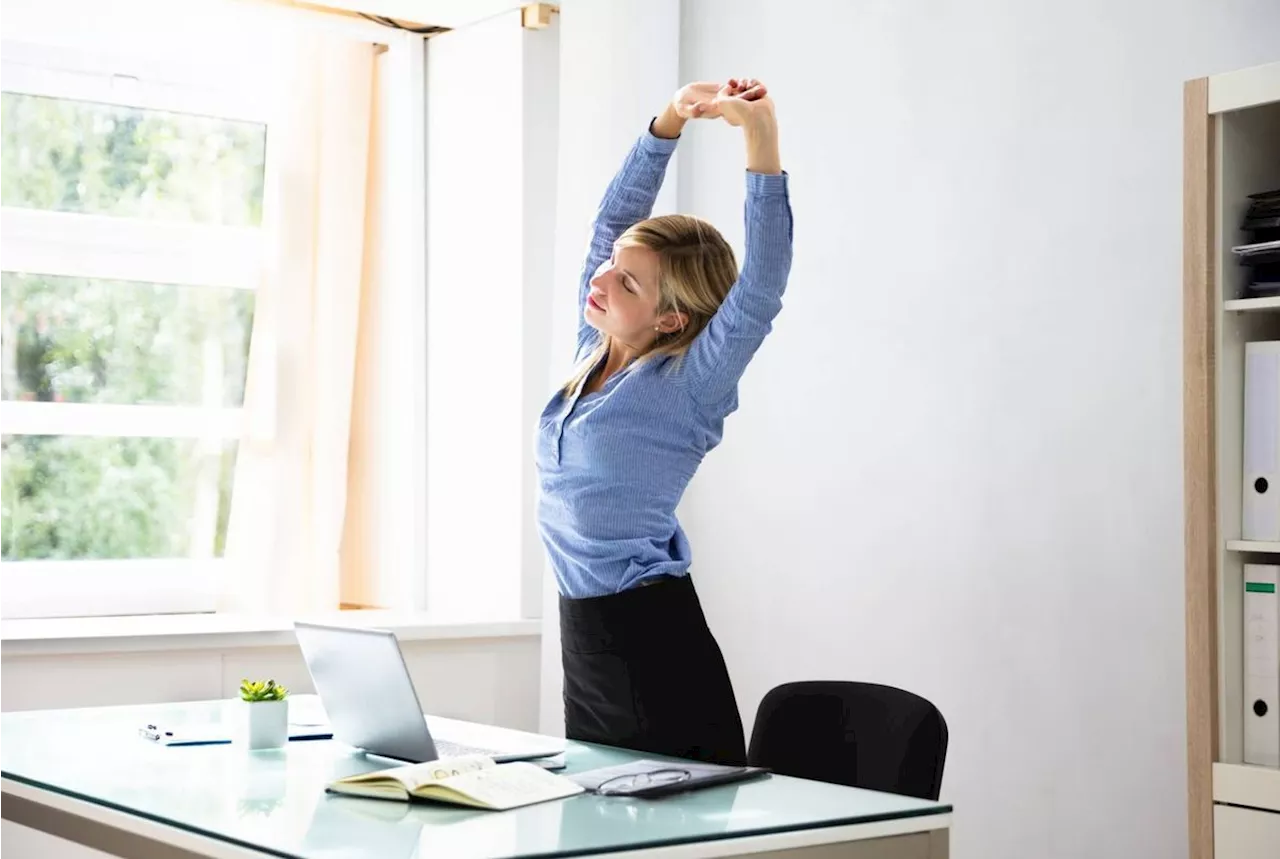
[326,754,583,811]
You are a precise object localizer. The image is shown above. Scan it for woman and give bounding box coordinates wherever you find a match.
[536,78,792,766]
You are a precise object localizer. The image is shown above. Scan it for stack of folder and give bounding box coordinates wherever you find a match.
[1239,216,1280,765]
[1234,188,1280,296]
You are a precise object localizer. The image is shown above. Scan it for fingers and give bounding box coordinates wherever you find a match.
[725,78,767,100]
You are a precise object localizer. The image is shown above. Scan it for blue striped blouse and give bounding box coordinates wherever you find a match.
[535,124,794,599]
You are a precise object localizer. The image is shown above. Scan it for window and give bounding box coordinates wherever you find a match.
[1,0,548,623]
[1,41,271,617]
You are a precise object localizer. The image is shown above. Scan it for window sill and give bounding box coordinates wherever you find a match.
[0,610,541,657]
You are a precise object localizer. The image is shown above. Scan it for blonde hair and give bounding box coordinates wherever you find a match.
[563,214,738,395]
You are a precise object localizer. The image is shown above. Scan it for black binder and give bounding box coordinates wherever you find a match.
[568,758,769,798]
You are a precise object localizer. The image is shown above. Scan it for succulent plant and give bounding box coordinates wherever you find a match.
[239,679,288,702]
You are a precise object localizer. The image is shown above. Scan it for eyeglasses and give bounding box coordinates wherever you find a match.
[596,768,691,796]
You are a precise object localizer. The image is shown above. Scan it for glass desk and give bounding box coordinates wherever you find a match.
[1,698,952,858]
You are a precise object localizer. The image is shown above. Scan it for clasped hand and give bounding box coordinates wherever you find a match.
[672,78,775,130]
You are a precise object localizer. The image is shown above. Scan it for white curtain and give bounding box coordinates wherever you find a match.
[222,31,377,614]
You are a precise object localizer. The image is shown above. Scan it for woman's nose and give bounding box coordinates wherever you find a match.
[590,267,614,291]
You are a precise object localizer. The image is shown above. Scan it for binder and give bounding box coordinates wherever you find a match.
[1243,342,1280,541]
[1244,564,1280,767]
[567,759,768,797]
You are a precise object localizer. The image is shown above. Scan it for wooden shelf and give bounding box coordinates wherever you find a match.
[1186,59,1280,859]
[1227,540,1280,553]
[1225,297,1280,312]
[1214,762,1280,813]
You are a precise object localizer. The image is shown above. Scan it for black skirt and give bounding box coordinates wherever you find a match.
[559,575,746,766]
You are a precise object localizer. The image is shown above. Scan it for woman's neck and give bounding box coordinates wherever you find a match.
[604,337,649,377]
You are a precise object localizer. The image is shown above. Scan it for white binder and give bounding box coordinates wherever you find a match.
[1243,342,1280,541]
[1244,564,1280,767]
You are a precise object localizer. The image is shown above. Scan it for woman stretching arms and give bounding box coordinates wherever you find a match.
[536,78,792,765]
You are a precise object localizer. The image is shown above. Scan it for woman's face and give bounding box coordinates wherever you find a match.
[584,243,682,343]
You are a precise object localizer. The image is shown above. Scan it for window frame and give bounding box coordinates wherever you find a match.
[1,41,276,618]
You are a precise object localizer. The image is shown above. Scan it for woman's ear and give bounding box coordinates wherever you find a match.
[656,311,689,334]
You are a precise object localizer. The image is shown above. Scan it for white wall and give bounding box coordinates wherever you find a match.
[675,2,1279,858]
[424,10,560,621]
[544,1,1280,858]
[2,637,541,727]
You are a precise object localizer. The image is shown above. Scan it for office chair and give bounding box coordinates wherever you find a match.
[746,680,948,800]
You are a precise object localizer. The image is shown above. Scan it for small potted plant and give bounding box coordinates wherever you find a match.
[239,679,289,750]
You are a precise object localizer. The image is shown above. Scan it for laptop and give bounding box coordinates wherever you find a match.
[293,621,563,764]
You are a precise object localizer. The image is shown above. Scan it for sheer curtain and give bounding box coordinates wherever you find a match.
[222,31,378,614]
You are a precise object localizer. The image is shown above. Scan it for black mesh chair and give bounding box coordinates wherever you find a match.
[746,681,948,800]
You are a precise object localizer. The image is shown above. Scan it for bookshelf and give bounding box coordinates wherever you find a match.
[1226,540,1280,554]
[1184,60,1280,859]
[1225,296,1280,312]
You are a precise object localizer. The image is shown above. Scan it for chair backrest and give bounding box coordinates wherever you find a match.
[746,681,948,800]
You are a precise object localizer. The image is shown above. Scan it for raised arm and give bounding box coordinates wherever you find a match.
[573,85,731,359]
[681,84,793,405]
[573,108,681,358]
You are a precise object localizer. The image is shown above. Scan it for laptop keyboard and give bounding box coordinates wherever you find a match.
[434,739,498,759]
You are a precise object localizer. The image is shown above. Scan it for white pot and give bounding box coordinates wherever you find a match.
[242,699,288,750]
